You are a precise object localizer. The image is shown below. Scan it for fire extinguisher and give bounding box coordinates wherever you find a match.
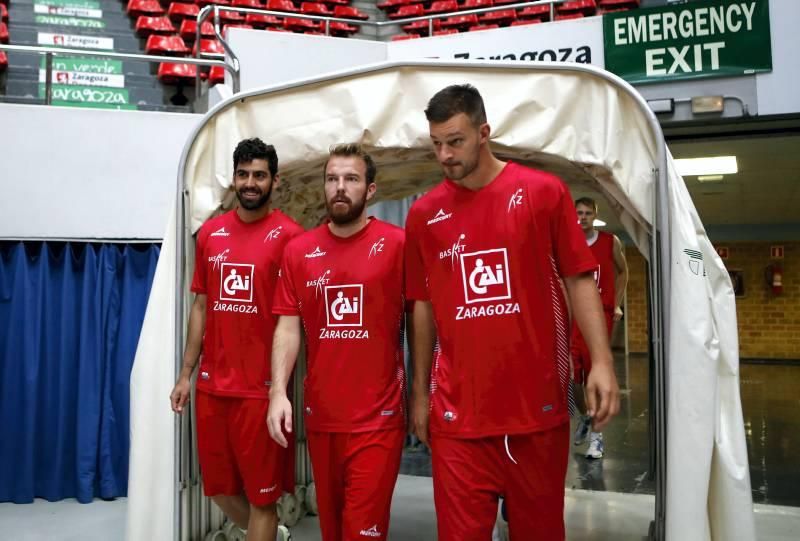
[765,263,783,295]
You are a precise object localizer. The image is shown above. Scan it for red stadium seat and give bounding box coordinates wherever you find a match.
[469,23,498,31]
[0,51,7,72]
[1,3,8,23]
[556,11,584,20]
[461,0,492,10]
[333,6,368,20]
[402,18,440,34]
[493,0,521,3]
[266,26,292,31]
[300,2,331,15]
[283,16,320,31]
[266,0,299,12]
[193,38,224,55]
[328,21,358,35]
[245,13,283,26]
[167,2,199,22]
[158,62,197,84]
[389,4,423,19]
[320,0,348,5]
[231,0,262,6]
[441,13,478,29]
[135,16,176,37]
[510,18,541,26]
[145,34,190,55]
[179,19,216,40]
[480,8,515,24]
[517,4,550,21]
[598,0,639,6]
[426,0,457,15]
[197,0,230,6]
[127,0,165,17]
[207,65,226,84]
[391,33,420,41]
[433,28,458,36]
[557,0,596,16]
[377,0,414,10]
[0,22,8,44]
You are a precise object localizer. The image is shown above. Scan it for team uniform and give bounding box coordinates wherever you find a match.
[404,162,596,541]
[191,209,303,506]
[570,230,616,384]
[273,218,406,541]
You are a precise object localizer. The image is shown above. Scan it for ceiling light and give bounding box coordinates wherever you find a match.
[674,156,737,177]
[691,96,725,114]
[647,98,674,115]
[697,175,724,182]
[593,219,607,227]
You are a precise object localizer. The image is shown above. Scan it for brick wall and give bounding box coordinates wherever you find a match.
[624,242,800,360]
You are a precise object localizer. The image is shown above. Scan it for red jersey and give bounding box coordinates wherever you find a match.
[272,219,406,433]
[191,209,303,398]
[404,162,596,438]
[588,231,616,312]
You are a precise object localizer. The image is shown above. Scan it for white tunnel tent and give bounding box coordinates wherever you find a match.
[127,61,755,541]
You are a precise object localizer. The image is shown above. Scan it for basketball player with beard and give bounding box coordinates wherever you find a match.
[268,144,406,541]
[170,138,303,540]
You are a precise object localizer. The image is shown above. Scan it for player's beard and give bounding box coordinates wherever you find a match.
[236,184,272,210]
[441,145,480,181]
[327,191,367,225]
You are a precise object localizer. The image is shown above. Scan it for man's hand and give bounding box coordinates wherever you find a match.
[613,306,623,322]
[170,377,192,414]
[409,390,430,447]
[585,361,620,431]
[267,392,293,448]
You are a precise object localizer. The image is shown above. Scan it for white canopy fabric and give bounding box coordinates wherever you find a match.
[127,61,755,541]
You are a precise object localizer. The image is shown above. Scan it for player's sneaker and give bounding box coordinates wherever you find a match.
[586,432,604,459]
[573,415,591,446]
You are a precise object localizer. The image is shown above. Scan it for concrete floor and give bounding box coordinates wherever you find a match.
[1,357,799,540]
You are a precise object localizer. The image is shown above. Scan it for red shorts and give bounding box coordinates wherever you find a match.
[430,424,569,541]
[307,428,404,541]
[195,391,294,507]
[571,309,614,384]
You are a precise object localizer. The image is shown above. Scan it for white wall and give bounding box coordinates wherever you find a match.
[756,0,800,115]
[227,28,386,91]
[0,104,200,240]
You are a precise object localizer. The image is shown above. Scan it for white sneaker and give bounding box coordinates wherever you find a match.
[585,432,604,459]
[573,415,591,446]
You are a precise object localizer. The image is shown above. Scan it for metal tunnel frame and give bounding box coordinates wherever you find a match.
[172,59,671,541]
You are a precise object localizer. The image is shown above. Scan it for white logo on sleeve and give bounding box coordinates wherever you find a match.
[220,263,254,302]
[208,248,230,270]
[461,249,511,303]
[427,208,452,225]
[305,246,327,258]
[507,188,523,212]
[359,525,381,537]
[369,237,385,259]
[210,226,230,237]
[264,226,282,242]
[259,484,278,494]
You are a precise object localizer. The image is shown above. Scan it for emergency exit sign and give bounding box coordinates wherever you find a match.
[603,0,772,84]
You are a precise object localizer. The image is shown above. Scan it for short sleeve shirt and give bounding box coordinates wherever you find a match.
[191,209,303,398]
[404,162,596,438]
[273,219,406,433]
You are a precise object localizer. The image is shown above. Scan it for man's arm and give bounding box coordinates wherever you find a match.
[563,274,620,430]
[612,235,629,321]
[170,294,206,413]
[408,300,436,446]
[267,315,302,448]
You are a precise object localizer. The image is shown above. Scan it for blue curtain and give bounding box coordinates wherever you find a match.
[0,241,160,503]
